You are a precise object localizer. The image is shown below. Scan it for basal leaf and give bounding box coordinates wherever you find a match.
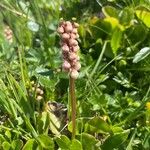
[133,47,150,63]
[80,133,100,150]
[102,6,119,18]
[22,139,37,150]
[11,140,23,150]
[55,135,70,149]
[88,116,112,133]
[2,142,11,150]
[37,135,54,150]
[70,139,83,150]
[101,130,130,150]
[136,10,150,28]
[27,21,39,32]
[111,27,122,55]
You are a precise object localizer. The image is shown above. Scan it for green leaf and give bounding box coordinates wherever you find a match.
[79,133,100,150]
[27,21,39,32]
[111,27,122,55]
[22,139,38,150]
[5,130,11,140]
[126,130,136,150]
[11,140,23,150]
[88,117,112,133]
[143,132,150,150]
[37,135,54,150]
[70,139,83,150]
[68,118,86,135]
[55,135,70,149]
[136,9,150,28]
[102,6,119,18]
[133,47,150,63]
[2,141,11,150]
[101,130,130,150]
[37,112,50,134]
[119,8,134,26]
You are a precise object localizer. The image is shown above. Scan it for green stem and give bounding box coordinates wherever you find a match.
[69,76,76,139]
[90,41,108,78]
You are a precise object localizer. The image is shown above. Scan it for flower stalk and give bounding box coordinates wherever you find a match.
[57,19,80,139]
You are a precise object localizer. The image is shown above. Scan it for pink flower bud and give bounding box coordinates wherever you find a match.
[62,45,69,52]
[69,52,77,60]
[72,28,78,34]
[57,26,64,34]
[74,62,81,70]
[73,22,79,28]
[66,21,72,26]
[76,34,79,39]
[70,33,77,39]
[76,56,80,61]
[62,33,70,39]
[69,39,78,46]
[65,24,73,33]
[72,46,79,52]
[63,61,71,70]
[70,69,79,79]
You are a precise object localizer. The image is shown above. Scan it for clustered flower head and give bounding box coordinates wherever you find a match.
[57,20,81,79]
[4,25,13,43]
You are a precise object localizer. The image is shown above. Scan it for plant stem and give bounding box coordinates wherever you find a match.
[69,76,76,139]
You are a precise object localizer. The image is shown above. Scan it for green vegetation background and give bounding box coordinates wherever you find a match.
[0,0,150,149]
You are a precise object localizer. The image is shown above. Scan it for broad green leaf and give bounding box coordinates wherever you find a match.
[70,139,83,150]
[0,134,5,144]
[37,112,49,134]
[119,8,134,26]
[55,135,70,149]
[22,139,37,150]
[102,6,119,18]
[101,130,130,150]
[88,117,111,133]
[2,141,11,150]
[111,126,124,133]
[104,17,124,31]
[80,133,100,150]
[11,140,23,150]
[5,130,11,140]
[136,10,150,28]
[27,21,39,32]
[111,27,122,55]
[133,47,150,63]
[37,135,54,150]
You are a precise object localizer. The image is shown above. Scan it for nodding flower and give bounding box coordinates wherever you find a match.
[57,20,81,79]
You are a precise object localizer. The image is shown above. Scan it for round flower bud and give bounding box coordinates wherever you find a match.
[76,56,80,61]
[65,24,73,33]
[65,21,72,26]
[36,88,42,94]
[70,33,76,39]
[70,69,79,79]
[62,33,70,39]
[37,95,43,101]
[69,39,78,46]
[57,26,64,34]
[72,45,79,52]
[62,44,69,52]
[72,28,78,34]
[69,52,77,60]
[76,34,79,39]
[74,62,81,70]
[62,61,71,70]
[40,90,44,95]
[73,22,79,28]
